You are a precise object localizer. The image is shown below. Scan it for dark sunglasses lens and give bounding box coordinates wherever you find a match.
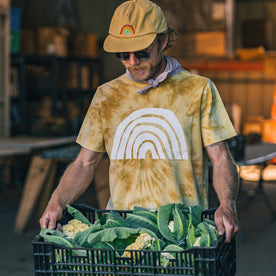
[115,52,130,60]
[115,51,150,61]
[136,51,150,61]
[115,53,121,59]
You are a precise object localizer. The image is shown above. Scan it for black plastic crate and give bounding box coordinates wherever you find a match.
[32,205,236,276]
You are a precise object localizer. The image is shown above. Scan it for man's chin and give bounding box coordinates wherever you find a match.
[129,71,148,82]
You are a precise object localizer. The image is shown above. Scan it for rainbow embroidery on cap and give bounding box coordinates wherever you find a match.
[120,25,135,35]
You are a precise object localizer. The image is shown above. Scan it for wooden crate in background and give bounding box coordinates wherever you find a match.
[195,31,226,57]
[36,26,70,57]
[262,119,276,143]
[69,33,99,58]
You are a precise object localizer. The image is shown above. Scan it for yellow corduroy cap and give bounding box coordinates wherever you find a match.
[103,0,168,53]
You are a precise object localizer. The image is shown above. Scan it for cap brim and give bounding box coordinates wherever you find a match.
[103,33,157,53]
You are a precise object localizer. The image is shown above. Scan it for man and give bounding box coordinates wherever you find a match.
[40,0,239,243]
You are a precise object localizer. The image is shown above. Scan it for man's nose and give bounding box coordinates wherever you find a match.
[127,53,140,66]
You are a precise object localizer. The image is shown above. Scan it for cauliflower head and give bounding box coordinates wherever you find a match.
[122,233,155,257]
[62,219,89,239]
[168,220,174,233]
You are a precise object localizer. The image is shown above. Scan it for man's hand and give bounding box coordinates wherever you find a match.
[214,205,239,243]
[39,202,63,230]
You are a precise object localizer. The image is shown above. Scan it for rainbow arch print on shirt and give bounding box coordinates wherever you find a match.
[111,108,188,160]
[120,25,135,35]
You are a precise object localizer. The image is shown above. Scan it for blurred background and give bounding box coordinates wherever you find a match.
[0,0,276,275]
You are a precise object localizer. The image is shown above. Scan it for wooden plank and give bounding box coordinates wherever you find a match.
[36,161,58,219]
[180,60,264,72]
[14,155,53,233]
[0,135,77,150]
[0,146,30,157]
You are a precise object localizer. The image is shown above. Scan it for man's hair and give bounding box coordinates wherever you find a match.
[157,26,178,52]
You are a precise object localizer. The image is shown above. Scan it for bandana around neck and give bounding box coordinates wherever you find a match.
[126,56,184,94]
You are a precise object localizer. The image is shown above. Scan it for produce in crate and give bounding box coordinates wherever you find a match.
[122,233,156,257]
[62,219,90,239]
[39,203,218,266]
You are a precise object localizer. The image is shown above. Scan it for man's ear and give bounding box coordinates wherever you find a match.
[160,33,169,52]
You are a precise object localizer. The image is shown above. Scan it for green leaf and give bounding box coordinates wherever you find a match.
[125,213,160,237]
[87,227,160,251]
[104,211,130,228]
[133,210,157,224]
[186,224,196,249]
[40,228,86,256]
[189,205,203,225]
[197,221,217,245]
[194,226,201,237]
[163,244,184,251]
[40,228,68,238]
[205,218,217,229]
[157,203,175,242]
[99,213,107,224]
[87,227,139,245]
[66,205,91,226]
[161,244,184,268]
[186,213,193,233]
[92,241,116,250]
[40,231,75,248]
[74,220,102,247]
[199,233,211,247]
[112,236,138,250]
[172,204,187,240]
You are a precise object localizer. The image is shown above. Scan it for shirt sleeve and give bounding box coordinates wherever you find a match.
[76,87,106,152]
[200,79,236,147]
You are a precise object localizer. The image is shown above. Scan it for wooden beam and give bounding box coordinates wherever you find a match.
[14,155,53,233]
[35,161,58,220]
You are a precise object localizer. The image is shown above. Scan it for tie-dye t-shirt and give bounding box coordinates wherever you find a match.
[76,70,236,210]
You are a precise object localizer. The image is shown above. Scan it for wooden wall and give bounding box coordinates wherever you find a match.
[196,70,274,130]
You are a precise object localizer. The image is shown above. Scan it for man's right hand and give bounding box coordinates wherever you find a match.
[39,148,104,229]
[39,203,63,229]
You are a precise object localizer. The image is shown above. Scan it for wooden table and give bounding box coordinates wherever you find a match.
[0,147,30,157]
[237,142,276,220]
[13,144,110,233]
[12,140,108,234]
[241,142,276,165]
[6,136,77,233]
[0,135,76,151]
[0,146,31,198]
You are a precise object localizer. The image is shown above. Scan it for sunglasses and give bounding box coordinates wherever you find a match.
[115,50,151,61]
[115,39,158,61]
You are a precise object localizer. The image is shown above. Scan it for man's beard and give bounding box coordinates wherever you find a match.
[126,57,164,82]
[126,64,152,82]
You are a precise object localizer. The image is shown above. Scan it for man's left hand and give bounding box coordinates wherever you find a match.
[214,205,239,243]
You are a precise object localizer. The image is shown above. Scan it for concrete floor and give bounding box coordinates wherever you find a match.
[0,179,276,276]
